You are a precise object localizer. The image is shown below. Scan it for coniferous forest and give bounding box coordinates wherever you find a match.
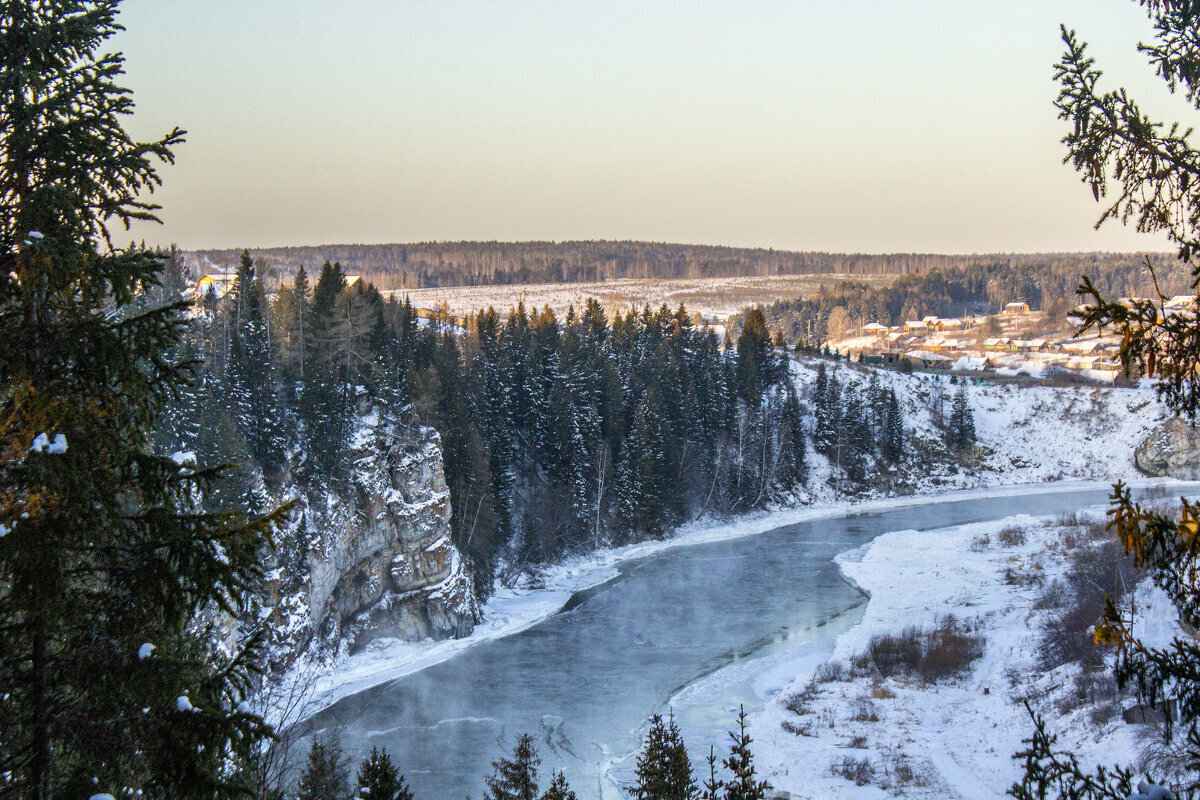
[152,249,814,601]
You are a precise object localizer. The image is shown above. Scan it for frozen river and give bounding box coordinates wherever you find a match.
[311,486,1145,798]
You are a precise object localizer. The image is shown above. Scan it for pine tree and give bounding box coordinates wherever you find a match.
[0,4,285,798]
[355,746,414,800]
[297,734,351,800]
[721,707,771,800]
[482,733,540,800]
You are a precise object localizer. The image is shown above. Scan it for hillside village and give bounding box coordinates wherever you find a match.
[820,299,1189,384]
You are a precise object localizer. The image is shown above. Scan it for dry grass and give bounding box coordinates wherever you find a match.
[853,616,985,684]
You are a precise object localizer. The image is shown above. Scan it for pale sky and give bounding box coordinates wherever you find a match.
[113,1,1190,253]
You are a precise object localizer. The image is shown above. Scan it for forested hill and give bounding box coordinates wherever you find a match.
[188,241,1167,292]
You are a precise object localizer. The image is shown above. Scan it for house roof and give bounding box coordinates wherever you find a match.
[905,349,952,362]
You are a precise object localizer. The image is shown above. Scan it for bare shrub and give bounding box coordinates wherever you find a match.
[970,534,991,552]
[783,681,819,715]
[855,626,923,678]
[870,683,896,700]
[998,526,1027,547]
[831,756,875,786]
[781,718,814,737]
[1003,565,1044,588]
[882,753,926,788]
[849,700,879,722]
[1034,578,1069,611]
[1056,510,1084,527]
[855,616,984,683]
[815,660,847,683]
[1039,537,1145,673]
[1057,668,1119,718]
[847,734,869,748]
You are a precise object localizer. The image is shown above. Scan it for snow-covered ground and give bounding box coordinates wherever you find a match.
[285,360,1176,729]
[750,506,1185,798]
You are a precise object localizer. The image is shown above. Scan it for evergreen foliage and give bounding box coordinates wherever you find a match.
[482,733,541,800]
[539,772,577,800]
[355,746,414,800]
[720,706,771,800]
[1014,2,1200,795]
[0,3,286,798]
[945,384,976,454]
[297,734,350,800]
[631,713,699,800]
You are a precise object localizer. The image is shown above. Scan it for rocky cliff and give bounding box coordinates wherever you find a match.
[261,418,478,668]
[1136,416,1200,479]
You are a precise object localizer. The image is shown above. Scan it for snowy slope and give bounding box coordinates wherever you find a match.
[751,509,1185,798]
[788,356,1163,504]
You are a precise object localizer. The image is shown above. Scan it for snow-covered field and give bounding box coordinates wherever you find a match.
[381,273,892,322]
[287,359,1178,747]
[750,507,1184,798]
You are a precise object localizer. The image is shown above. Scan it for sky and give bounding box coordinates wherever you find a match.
[112,1,1193,254]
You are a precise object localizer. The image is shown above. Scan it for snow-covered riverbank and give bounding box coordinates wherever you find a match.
[750,503,1192,799]
[284,366,1180,724]
[289,478,1193,721]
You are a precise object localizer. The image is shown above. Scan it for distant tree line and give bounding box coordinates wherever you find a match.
[192,242,1171,294]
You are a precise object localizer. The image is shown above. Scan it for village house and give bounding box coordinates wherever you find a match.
[983,337,1013,352]
[1004,301,1031,314]
[902,350,953,370]
[193,271,237,300]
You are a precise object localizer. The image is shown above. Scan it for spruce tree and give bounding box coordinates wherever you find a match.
[735,307,775,407]
[613,390,672,540]
[632,713,699,800]
[355,746,414,800]
[720,707,771,800]
[297,734,350,800]
[539,771,576,800]
[225,248,285,475]
[699,747,723,800]
[946,383,975,454]
[482,733,540,800]
[0,3,285,798]
[881,388,905,464]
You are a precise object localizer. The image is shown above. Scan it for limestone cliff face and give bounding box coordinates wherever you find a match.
[296,422,478,656]
[1136,417,1200,479]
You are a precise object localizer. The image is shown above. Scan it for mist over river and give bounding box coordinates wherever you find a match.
[309,486,1155,799]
